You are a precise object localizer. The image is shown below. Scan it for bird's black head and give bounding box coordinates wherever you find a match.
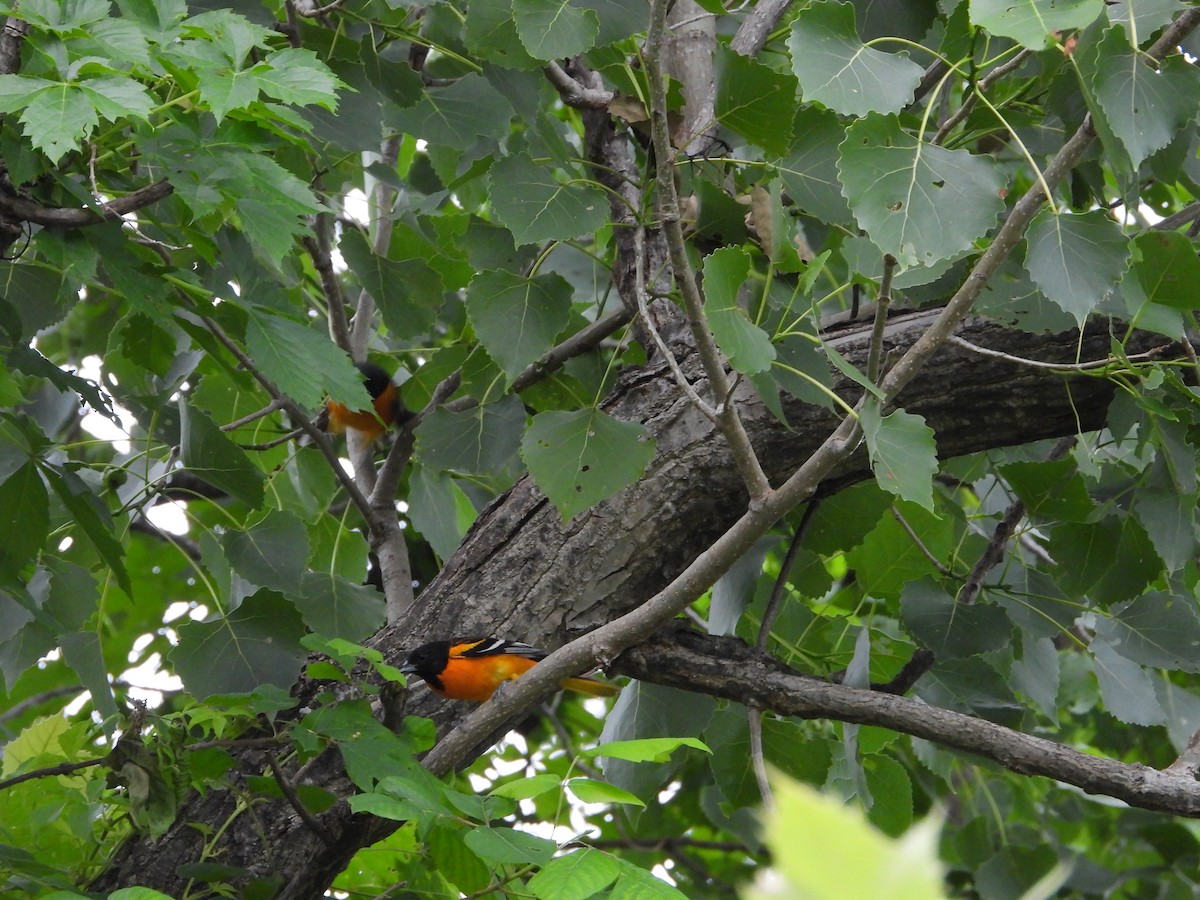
[399,640,452,688]
[355,361,393,400]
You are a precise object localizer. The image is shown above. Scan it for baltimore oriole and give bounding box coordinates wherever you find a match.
[399,638,620,702]
[319,361,410,443]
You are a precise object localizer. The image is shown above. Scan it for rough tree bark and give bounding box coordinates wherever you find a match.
[92,310,1179,897]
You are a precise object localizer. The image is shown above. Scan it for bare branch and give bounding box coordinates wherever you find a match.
[544,61,613,109]
[932,49,1035,147]
[730,0,792,57]
[866,254,897,384]
[0,180,175,228]
[267,753,336,847]
[614,629,1200,818]
[0,756,107,792]
[304,210,351,354]
[0,16,28,75]
[948,334,1180,372]
[756,500,818,651]
[747,707,774,811]
[349,137,402,359]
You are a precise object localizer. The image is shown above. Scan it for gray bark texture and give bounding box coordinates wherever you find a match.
[92,310,1181,897]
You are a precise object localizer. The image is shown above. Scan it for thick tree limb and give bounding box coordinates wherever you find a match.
[613,629,1200,818]
[0,180,174,228]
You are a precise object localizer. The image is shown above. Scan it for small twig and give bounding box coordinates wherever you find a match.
[892,507,952,576]
[0,685,84,729]
[933,49,1034,146]
[949,335,1179,372]
[633,227,718,423]
[0,180,175,228]
[240,427,303,451]
[267,753,336,846]
[544,61,614,109]
[304,210,351,353]
[220,399,285,432]
[130,517,202,561]
[290,0,348,17]
[958,435,1074,605]
[747,707,774,811]
[0,756,107,792]
[872,648,936,695]
[350,137,402,359]
[1150,200,1200,233]
[756,500,819,651]
[866,254,897,384]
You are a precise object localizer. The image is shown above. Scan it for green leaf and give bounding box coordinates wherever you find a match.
[416,394,525,477]
[221,510,308,594]
[170,589,308,698]
[512,0,600,59]
[1133,231,1200,310]
[583,737,710,763]
[567,777,646,806]
[969,0,1104,49]
[466,269,573,384]
[775,107,854,224]
[0,461,47,579]
[195,66,263,122]
[702,247,775,376]
[44,466,131,595]
[466,0,542,69]
[405,466,476,560]
[489,153,608,245]
[1024,209,1130,326]
[788,1,923,116]
[340,229,445,339]
[428,824,491,894]
[295,573,386,641]
[846,504,951,598]
[76,76,154,122]
[900,580,1012,659]
[998,458,1094,523]
[715,47,797,156]
[859,401,937,509]
[59,630,118,722]
[1093,591,1200,674]
[1045,518,1122,598]
[839,115,1004,268]
[610,862,690,899]
[389,74,514,149]
[252,48,342,109]
[755,772,944,899]
[1132,487,1196,572]
[521,408,656,521]
[244,312,366,411]
[179,399,265,508]
[20,84,98,162]
[1090,27,1200,171]
[488,772,562,800]
[1091,638,1165,726]
[463,826,557,865]
[528,849,621,900]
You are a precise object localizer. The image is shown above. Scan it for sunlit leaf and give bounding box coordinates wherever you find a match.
[969,0,1104,49]
[859,400,938,509]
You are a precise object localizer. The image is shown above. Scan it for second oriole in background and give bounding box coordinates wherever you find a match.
[399,638,620,702]
[319,360,411,443]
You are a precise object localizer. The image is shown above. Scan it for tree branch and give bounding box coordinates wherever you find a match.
[0,180,175,228]
[613,629,1200,818]
[544,61,614,109]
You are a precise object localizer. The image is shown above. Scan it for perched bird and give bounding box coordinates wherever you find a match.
[399,638,620,702]
[319,360,410,443]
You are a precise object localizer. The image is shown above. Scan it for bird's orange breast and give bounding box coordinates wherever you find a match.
[435,653,538,702]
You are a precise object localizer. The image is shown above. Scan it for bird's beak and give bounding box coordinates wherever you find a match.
[398,661,416,676]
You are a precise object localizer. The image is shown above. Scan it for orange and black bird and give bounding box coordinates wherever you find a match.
[319,361,411,443]
[399,638,620,702]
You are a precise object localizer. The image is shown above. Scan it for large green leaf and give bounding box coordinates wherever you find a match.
[170,589,308,698]
[775,107,854,224]
[969,0,1104,49]
[1023,209,1130,325]
[466,269,573,384]
[221,510,308,594]
[702,247,775,376]
[527,849,621,900]
[521,408,656,521]
[715,47,797,156]
[1132,231,1200,311]
[859,400,938,509]
[488,153,608,245]
[244,311,366,411]
[44,465,131,596]
[900,580,1012,659]
[838,115,1005,268]
[463,827,557,866]
[788,1,923,116]
[1094,591,1200,674]
[1091,638,1165,726]
[415,394,526,476]
[0,461,48,579]
[340,229,445,339]
[1090,27,1200,170]
[295,573,386,641]
[388,75,514,148]
[20,84,98,162]
[512,0,600,59]
[406,465,477,560]
[179,399,265,509]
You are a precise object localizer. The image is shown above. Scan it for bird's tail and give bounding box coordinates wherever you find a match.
[560,676,621,697]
